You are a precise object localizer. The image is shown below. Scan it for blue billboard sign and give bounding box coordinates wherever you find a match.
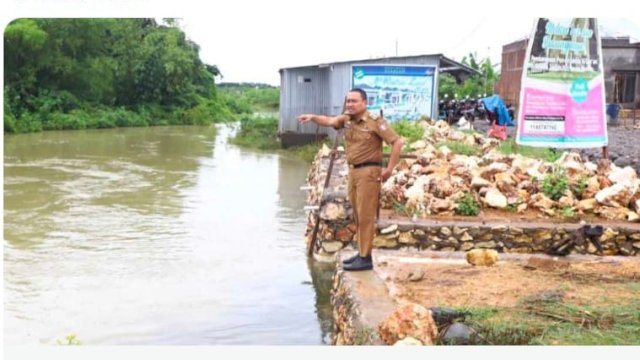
[351,65,436,122]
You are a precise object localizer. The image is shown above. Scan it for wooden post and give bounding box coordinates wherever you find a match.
[602,146,609,160]
[512,109,519,154]
[307,97,347,257]
[306,132,341,257]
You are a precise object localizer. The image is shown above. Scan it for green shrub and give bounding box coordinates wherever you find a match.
[456,193,480,216]
[541,168,569,201]
[32,89,81,114]
[14,112,43,133]
[4,98,18,133]
[391,120,424,143]
[180,104,213,125]
[571,176,589,199]
[229,115,279,150]
[560,206,576,219]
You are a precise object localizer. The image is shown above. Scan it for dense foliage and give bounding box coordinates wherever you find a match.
[4,18,233,133]
[218,83,279,114]
[438,53,500,100]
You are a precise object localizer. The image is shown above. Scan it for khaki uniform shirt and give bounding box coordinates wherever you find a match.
[334,111,399,165]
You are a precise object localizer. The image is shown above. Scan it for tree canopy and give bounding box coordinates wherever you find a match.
[4,18,231,132]
[438,53,500,100]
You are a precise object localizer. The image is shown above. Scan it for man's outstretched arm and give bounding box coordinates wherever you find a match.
[297,114,347,129]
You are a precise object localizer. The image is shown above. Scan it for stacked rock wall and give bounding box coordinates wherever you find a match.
[303,122,640,258]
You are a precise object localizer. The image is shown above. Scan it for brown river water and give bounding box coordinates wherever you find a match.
[3,124,334,345]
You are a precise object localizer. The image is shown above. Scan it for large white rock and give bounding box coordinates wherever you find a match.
[484,188,508,208]
[471,175,491,188]
[394,337,423,346]
[530,193,555,211]
[318,144,331,157]
[495,172,516,186]
[584,162,598,173]
[429,197,454,213]
[409,140,427,150]
[321,202,346,220]
[488,162,509,173]
[595,183,634,207]
[380,224,398,235]
[577,198,597,211]
[410,164,423,174]
[321,241,344,253]
[450,155,479,170]
[405,176,429,207]
[608,166,638,185]
[438,145,452,158]
[379,303,438,346]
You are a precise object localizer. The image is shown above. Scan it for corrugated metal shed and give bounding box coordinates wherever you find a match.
[278,54,479,146]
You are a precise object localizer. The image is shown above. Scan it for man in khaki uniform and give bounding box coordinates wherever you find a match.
[298,88,404,271]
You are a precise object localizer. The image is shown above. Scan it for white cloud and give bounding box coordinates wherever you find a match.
[3,0,639,86]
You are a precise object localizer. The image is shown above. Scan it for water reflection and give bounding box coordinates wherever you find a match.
[306,259,336,344]
[4,125,337,345]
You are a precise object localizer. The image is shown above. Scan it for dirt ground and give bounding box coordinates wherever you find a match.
[373,250,640,309]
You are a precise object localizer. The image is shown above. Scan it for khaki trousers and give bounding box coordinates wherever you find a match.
[348,166,381,257]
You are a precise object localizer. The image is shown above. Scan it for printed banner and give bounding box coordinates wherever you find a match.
[516,18,608,148]
[351,65,435,122]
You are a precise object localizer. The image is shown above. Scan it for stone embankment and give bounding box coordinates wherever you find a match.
[304,120,640,258]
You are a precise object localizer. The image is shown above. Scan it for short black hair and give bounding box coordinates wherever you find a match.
[349,88,367,101]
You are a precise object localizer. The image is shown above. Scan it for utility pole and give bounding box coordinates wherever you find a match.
[485,46,490,94]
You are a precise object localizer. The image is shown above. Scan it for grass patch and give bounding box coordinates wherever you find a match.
[452,299,640,345]
[392,201,420,218]
[459,129,479,135]
[390,119,425,143]
[288,141,330,162]
[56,333,81,346]
[435,141,481,156]
[623,282,640,293]
[498,138,563,162]
[229,115,280,150]
[229,115,331,162]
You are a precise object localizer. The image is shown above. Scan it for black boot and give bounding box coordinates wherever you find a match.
[342,253,360,265]
[343,255,373,271]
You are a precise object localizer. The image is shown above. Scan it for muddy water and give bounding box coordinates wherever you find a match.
[3,125,334,345]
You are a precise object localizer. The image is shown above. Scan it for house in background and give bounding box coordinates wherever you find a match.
[495,36,640,113]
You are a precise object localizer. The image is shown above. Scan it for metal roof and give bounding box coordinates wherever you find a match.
[278,53,481,78]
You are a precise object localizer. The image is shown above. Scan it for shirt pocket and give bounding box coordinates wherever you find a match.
[353,128,373,141]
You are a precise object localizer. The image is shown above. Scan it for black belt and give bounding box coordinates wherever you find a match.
[348,161,382,169]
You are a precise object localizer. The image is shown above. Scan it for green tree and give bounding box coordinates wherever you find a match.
[4,18,230,133]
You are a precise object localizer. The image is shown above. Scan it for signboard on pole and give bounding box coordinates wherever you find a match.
[516,18,608,148]
[351,65,436,122]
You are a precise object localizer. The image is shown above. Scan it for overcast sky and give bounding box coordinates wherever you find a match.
[181,10,639,86]
[4,0,640,86]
